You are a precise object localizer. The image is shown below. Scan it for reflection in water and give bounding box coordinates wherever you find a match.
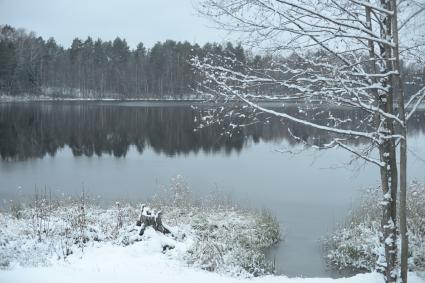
[0,102,424,161]
[0,102,246,160]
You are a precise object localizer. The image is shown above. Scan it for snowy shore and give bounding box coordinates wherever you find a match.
[0,177,281,280]
[1,178,424,283]
[1,202,423,283]
[0,235,423,283]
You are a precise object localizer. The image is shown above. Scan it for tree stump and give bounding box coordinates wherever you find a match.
[136,204,171,236]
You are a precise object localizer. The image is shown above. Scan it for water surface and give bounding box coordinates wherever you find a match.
[1,101,424,277]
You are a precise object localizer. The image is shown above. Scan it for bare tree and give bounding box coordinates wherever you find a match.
[192,1,425,282]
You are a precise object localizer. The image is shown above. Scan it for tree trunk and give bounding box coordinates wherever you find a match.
[377,2,398,282]
[136,204,171,236]
[378,141,398,283]
[399,118,408,283]
[391,0,409,281]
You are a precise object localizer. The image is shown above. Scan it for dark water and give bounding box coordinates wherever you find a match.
[1,101,424,277]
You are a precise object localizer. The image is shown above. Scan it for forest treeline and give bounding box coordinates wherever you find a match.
[0,25,251,98]
[0,25,424,99]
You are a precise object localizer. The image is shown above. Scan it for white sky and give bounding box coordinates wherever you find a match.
[0,0,227,48]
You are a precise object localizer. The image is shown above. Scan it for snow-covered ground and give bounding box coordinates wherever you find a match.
[1,178,424,283]
[0,177,280,281]
[1,209,423,283]
[0,228,423,283]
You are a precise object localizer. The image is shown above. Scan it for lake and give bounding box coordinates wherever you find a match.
[1,101,424,277]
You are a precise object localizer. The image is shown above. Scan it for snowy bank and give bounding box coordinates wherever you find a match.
[0,237,424,283]
[0,177,424,283]
[0,177,280,277]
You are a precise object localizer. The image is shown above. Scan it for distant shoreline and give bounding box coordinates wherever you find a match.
[1,96,423,110]
[0,95,301,106]
[0,95,205,103]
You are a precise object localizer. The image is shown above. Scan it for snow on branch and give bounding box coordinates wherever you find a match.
[405,85,425,121]
[192,51,403,144]
[313,138,384,167]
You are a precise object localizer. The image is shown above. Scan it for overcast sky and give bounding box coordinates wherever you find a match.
[0,0,227,49]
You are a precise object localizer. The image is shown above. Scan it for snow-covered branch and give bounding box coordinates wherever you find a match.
[405,86,425,121]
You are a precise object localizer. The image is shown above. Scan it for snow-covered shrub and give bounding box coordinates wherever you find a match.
[8,200,24,219]
[184,208,279,277]
[324,182,425,273]
[0,197,140,269]
[149,176,280,277]
[407,181,425,272]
